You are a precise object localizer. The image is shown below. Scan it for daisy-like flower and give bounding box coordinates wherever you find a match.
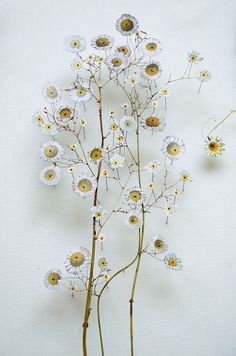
[39,165,62,186]
[116,44,131,56]
[65,247,90,275]
[98,257,108,268]
[106,52,128,72]
[120,115,137,132]
[159,87,172,98]
[80,118,87,127]
[69,282,79,297]
[141,61,162,81]
[173,188,181,198]
[149,234,168,254]
[32,111,46,127]
[98,234,106,242]
[161,136,186,161]
[164,253,183,271]
[68,165,76,174]
[56,106,74,125]
[144,160,162,174]
[122,103,129,110]
[89,147,103,164]
[141,115,166,132]
[110,154,125,169]
[125,187,146,206]
[115,135,125,146]
[147,182,155,190]
[39,141,64,162]
[102,169,108,177]
[180,170,192,183]
[42,82,62,104]
[125,211,142,230]
[164,204,177,216]
[109,121,119,132]
[102,272,109,281]
[125,73,141,88]
[91,205,108,219]
[205,136,225,157]
[91,34,114,51]
[64,35,86,53]
[69,144,77,151]
[116,14,139,36]
[151,100,159,109]
[71,58,83,73]
[109,109,116,118]
[44,269,62,289]
[142,38,162,57]
[69,84,92,103]
[72,173,97,198]
[42,122,58,136]
[187,50,203,64]
[197,69,212,82]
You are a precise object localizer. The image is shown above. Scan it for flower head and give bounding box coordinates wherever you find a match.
[42,83,62,104]
[197,69,212,82]
[125,187,146,206]
[205,136,225,157]
[164,204,177,216]
[56,106,74,125]
[98,257,108,269]
[65,247,90,275]
[40,165,62,186]
[162,136,186,161]
[125,74,141,88]
[141,115,166,132]
[65,35,86,53]
[144,160,162,174]
[39,141,64,162]
[106,52,128,72]
[69,84,92,103]
[164,253,183,271]
[125,211,142,230]
[71,58,83,73]
[116,44,131,56]
[42,122,58,136]
[72,173,97,198]
[141,61,162,81]
[159,87,172,98]
[187,50,203,64]
[44,269,62,289]
[180,170,192,183]
[120,115,137,132]
[91,206,108,219]
[89,147,103,163]
[116,14,139,36]
[142,38,162,57]
[91,34,114,50]
[32,112,46,127]
[110,154,125,169]
[150,234,168,254]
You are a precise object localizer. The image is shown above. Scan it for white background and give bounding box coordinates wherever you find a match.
[1,0,236,355]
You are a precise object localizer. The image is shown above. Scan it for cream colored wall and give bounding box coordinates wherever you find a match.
[1,0,236,355]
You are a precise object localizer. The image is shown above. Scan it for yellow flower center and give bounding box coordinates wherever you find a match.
[48,272,61,286]
[44,145,59,158]
[149,162,157,169]
[129,215,138,224]
[96,37,110,47]
[36,115,43,123]
[111,58,122,67]
[208,141,220,153]
[77,178,92,193]
[90,148,103,161]
[45,123,52,129]
[146,116,160,127]
[181,175,189,181]
[129,190,142,202]
[168,258,177,267]
[44,169,56,181]
[154,239,164,249]
[117,46,129,54]
[59,108,72,118]
[76,87,86,97]
[46,86,58,99]
[120,19,134,31]
[70,252,85,267]
[161,89,168,95]
[145,64,159,76]
[190,54,197,61]
[146,42,157,51]
[70,39,81,49]
[167,143,181,156]
[110,123,118,131]
[200,71,208,78]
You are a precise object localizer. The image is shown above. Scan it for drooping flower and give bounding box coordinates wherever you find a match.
[149,234,168,254]
[144,160,162,174]
[161,136,186,161]
[69,84,92,103]
[39,141,64,162]
[164,253,183,271]
[65,247,90,275]
[91,34,114,51]
[90,206,108,219]
[42,82,62,104]
[39,165,62,186]
[116,14,139,36]
[141,115,166,132]
[110,154,125,169]
[205,136,225,157]
[120,115,137,132]
[125,187,146,206]
[187,50,203,64]
[65,35,86,53]
[44,269,62,289]
[141,61,162,81]
[72,173,97,198]
[141,38,162,57]
[125,211,142,230]
[106,52,128,72]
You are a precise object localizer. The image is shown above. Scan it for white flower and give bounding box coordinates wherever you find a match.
[197,68,212,82]
[164,253,183,271]
[116,14,139,36]
[115,44,131,56]
[125,211,142,230]
[125,187,146,206]
[39,141,64,162]
[151,100,159,108]
[69,84,92,103]
[159,87,173,98]
[187,50,203,64]
[65,247,90,275]
[72,173,97,198]
[144,160,162,174]
[89,147,103,163]
[164,204,177,216]
[71,58,83,72]
[205,136,225,157]
[91,206,108,219]
[180,170,192,183]
[121,103,129,110]
[64,35,86,53]
[161,136,186,161]
[32,111,46,127]
[39,165,62,186]
[125,73,141,88]
[110,154,125,169]
[141,61,162,81]
[106,52,128,72]
[141,38,162,57]
[44,269,62,289]
[42,82,62,104]
[141,115,166,132]
[56,106,74,125]
[149,234,168,254]
[91,34,114,50]
[42,122,58,136]
[120,115,137,132]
